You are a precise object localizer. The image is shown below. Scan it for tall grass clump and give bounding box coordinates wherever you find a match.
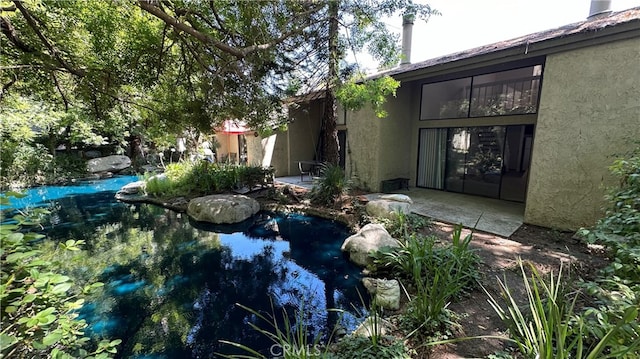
[371,225,480,337]
[484,259,639,359]
[309,163,350,207]
[217,301,332,359]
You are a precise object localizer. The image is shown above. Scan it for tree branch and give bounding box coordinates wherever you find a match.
[51,72,69,111]
[0,72,17,102]
[138,0,324,59]
[13,1,85,77]
[138,0,246,58]
[0,15,34,52]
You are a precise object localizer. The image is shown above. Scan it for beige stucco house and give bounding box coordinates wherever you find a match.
[260,6,640,231]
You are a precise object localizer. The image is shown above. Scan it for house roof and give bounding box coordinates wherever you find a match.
[377,6,640,81]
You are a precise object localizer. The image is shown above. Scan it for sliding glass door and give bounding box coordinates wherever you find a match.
[417,125,533,202]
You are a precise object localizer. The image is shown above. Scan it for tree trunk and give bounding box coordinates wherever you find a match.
[321,0,339,165]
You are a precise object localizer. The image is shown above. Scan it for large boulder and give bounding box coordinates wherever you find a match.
[87,155,131,174]
[362,277,401,310]
[187,195,260,224]
[365,194,412,219]
[341,223,399,267]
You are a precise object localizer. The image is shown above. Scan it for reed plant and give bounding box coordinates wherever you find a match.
[484,259,639,359]
[218,300,332,359]
[372,225,480,337]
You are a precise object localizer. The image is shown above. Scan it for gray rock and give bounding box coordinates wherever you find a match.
[379,193,413,204]
[87,155,132,173]
[187,195,260,224]
[340,223,399,267]
[362,277,401,310]
[352,316,394,338]
[119,180,145,195]
[365,199,411,219]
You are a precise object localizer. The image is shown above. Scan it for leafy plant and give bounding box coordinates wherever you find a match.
[0,193,121,358]
[336,76,401,118]
[309,163,350,207]
[371,226,480,337]
[378,211,432,239]
[577,142,640,357]
[484,259,639,359]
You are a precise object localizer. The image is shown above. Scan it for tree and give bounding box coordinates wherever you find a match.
[1,0,438,165]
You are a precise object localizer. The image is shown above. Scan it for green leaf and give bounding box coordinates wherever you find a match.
[4,306,17,313]
[50,274,71,284]
[43,332,63,346]
[0,334,18,349]
[52,282,72,295]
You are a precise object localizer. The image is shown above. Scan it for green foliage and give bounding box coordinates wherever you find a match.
[371,226,480,337]
[330,335,412,359]
[144,161,274,198]
[484,259,640,359]
[577,142,640,357]
[336,76,400,118]
[378,211,433,239]
[309,163,350,207]
[0,195,121,358]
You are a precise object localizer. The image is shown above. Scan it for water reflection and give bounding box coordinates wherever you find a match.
[6,177,366,358]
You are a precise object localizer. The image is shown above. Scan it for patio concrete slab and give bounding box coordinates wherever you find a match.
[405,189,524,237]
[274,176,524,237]
[275,176,315,190]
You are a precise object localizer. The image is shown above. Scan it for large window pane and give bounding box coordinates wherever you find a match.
[470,65,542,117]
[420,78,471,120]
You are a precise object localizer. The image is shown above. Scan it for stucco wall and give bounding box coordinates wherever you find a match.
[270,100,324,176]
[377,81,416,184]
[525,37,640,230]
[346,80,429,191]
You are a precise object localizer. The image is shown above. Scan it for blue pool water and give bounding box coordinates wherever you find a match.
[2,176,366,358]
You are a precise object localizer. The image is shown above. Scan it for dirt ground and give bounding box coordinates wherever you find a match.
[421,222,610,359]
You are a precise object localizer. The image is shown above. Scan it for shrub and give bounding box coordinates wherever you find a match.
[578,142,640,357]
[144,161,272,198]
[0,193,121,358]
[378,211,433,239]
[309,163,350,207]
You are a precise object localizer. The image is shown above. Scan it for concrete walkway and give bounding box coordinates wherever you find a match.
[274,176,524,237]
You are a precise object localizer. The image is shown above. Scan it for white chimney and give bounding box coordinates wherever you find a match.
[588,0,612,19]
[401,13,415,65]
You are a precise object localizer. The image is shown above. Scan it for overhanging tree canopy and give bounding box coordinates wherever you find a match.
[1,0,437,161]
